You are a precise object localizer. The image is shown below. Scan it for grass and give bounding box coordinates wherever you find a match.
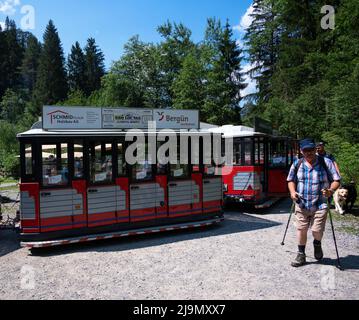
[330,206,359,236]
[0,177,18,185]
[0,185,19,192]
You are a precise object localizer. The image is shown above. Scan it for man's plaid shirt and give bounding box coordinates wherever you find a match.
[287,156,341,211]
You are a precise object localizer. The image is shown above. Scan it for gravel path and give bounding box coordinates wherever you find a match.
[0,199,358,300]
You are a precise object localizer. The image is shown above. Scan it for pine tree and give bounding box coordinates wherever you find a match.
[204,20,247,125]
[32,20,68,113]
[68,41,86,93]
[20,34,42,94]
[0,18,24,98]
[84,38,105,95]
[244,0,281,105]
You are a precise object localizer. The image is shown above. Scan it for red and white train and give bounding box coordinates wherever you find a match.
[209,124,298,208]
[17,107,224,248]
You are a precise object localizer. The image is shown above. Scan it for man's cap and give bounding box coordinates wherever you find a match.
[300,138,316,150]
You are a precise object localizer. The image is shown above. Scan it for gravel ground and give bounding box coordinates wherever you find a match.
[0,198,358,300]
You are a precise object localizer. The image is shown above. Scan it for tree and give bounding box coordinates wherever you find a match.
[84,38,105,95]
[68,41,87,93]
[32,20,68,115]
[244,0,281,105]
[20,34,42,93]
[172,48,207,113]
[157,21,195,107]
[0,89,26,123]
[204,20,247,125]
[0,18,24,98]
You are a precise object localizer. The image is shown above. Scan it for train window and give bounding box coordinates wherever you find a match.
[131,141,154,182]
[254,139,265,165]
[233,141,241,165]
[42,144,69,187]
[74,142,84,179]
[244,138,253,165]
[157,140,168,175]
[270,140,287,167]
[89,142,113,184]
[170,144,189,179]
[117,143,127,176]
[25,144,33,175]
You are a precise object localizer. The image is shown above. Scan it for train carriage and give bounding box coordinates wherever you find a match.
[209,124,298,208]
[17,106,224,248]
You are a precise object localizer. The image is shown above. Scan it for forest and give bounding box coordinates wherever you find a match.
[0,0,358,184]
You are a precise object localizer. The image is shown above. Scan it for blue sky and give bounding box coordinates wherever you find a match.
[1,0,256,96]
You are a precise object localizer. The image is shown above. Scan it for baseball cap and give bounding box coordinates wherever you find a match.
[300,138,316,150]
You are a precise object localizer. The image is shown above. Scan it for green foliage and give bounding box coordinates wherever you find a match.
[322,132,359,184]
[0,121,21,178]
[84,38,105,96]
[32,20,68,112]
[68,42,87,93]
[0,89,26,123]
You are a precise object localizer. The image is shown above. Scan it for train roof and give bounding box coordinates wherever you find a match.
[207,125,266,138]
[207,125,292,139]
[17,124,220,139]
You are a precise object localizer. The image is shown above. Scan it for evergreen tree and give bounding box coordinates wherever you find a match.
[32,20,68,114]
[68,41,87,93]
[20,34,42,93]
[84,38,105,95]
[0,89,26,123]
[0,18,24,98]
[204,20,247,125]
[244,0,281,105]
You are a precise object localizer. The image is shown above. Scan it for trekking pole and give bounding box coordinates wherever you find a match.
[281,202,295,246]
[327,197,344,271]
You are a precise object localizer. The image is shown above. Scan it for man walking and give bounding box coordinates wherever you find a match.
[287,139,341,267]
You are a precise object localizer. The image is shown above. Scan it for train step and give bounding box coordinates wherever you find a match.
[21,217,225,249]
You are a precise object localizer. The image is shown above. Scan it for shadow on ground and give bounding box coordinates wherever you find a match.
[0,230,20,257]
[225,198,292,216]
[28,212,281,257]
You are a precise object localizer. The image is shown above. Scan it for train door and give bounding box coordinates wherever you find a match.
[19,141,40,234]
[129,137,158,223]
[39,141,80,232]
[86,139,119,228]
[168,139,201,218]
[115,140,130,224]
[267,138,292,194]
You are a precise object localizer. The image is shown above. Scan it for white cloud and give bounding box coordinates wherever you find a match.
[0,21,5,29]
[0,0,21,16]
[233,4,255,34]
[241,62,258,98]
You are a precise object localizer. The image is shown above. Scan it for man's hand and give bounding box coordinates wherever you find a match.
[322,188,334,198]
[291,192,299,202]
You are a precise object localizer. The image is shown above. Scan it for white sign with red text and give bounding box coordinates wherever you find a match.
[43,106,102,130]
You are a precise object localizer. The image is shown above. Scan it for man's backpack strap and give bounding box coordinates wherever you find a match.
[318,156,334,184]
[293,158,304,183]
